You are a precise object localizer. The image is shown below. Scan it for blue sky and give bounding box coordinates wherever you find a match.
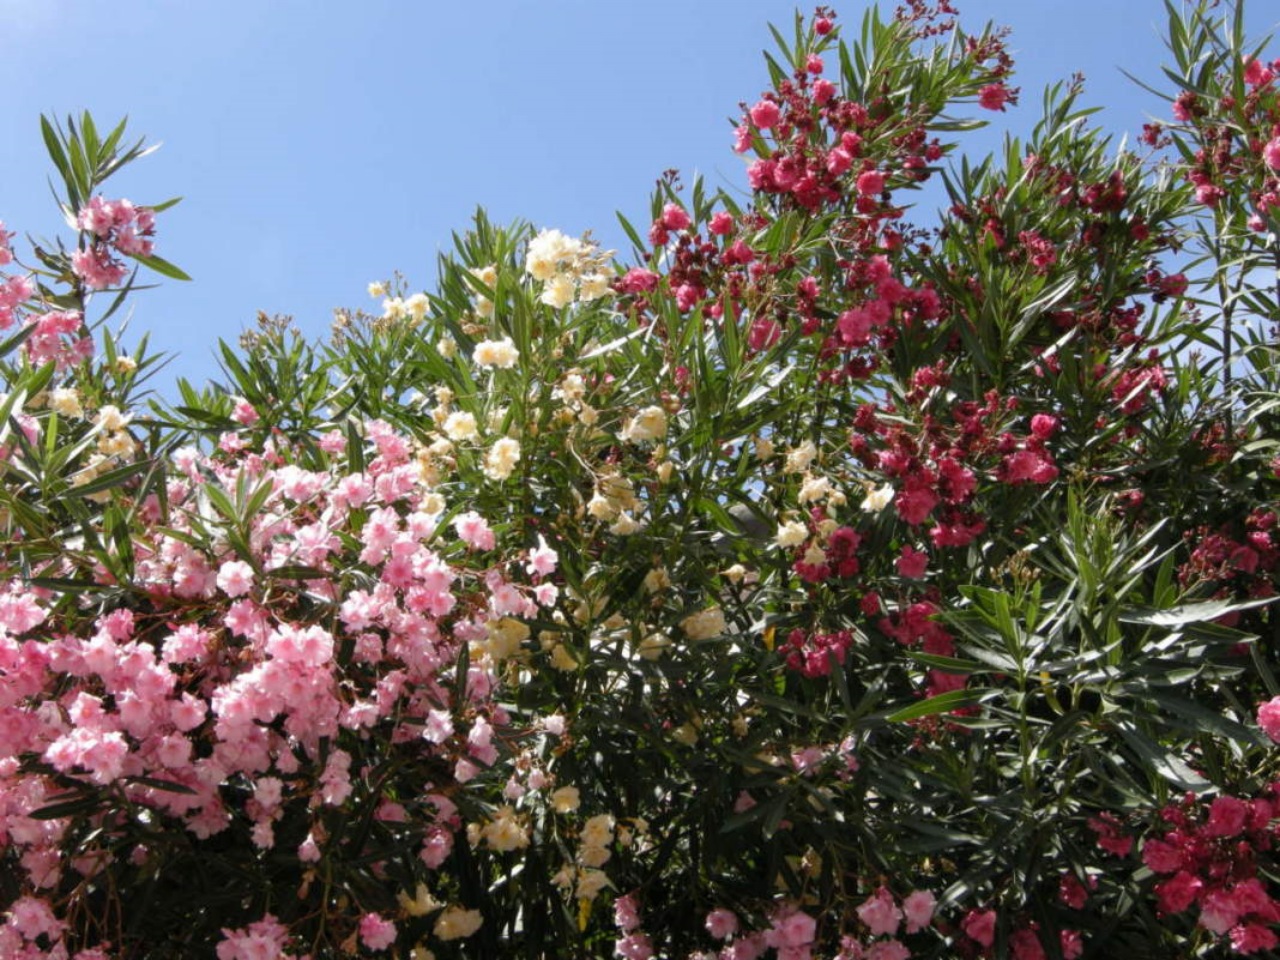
[0,1,1275,395]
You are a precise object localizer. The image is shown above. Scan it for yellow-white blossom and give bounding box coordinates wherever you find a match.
[798,474,832,504]
[776,520,808,549]
[405,292,431,321]
[381,297,406,321]
[433,906,483,941]
[643,567,670,594]
[438,334,458,359]
[621,405,668,443]
[578,272,610,302]
[483,437,521,481]
[367,281,387,298]
[609,512,640,536]
[581,813,614,849]
[637,631,670,661]
[681,607,727,641]
[481,807,529,852]
[442,411,478,442]
[397,883,441,918]
[861,482,895,513]
[550,643,578,672]
[99,431,138,459]
[484,617,529,661]
[551,786,581,814]
[785,440,817,474]
[49,388,83,419]
[671,723,699,746]
[95,405,130,432]
[540,274,576,309]
[576,868,611,901]
[555,372,586,405]
[473,337,519,370]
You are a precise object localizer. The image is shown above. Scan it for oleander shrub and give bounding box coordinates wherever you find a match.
[1,3,1279,958]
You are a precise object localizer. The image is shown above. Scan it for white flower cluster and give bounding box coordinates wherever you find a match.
[525,228,613,309]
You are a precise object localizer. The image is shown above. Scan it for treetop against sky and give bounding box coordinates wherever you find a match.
[0,1,1274,389]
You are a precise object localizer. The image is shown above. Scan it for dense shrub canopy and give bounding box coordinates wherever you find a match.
[1,3,1279,958]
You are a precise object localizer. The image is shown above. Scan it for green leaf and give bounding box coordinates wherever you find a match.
[133,253,191,281]
[885,688,986,723]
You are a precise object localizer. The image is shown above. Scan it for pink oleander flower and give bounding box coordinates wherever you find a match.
[962,909,996,948]
[616,933,654,960]
[614,894,642,933]
[865,942,910,960]
[1263,137,1280,171]
[978,82,1011,111]
[661,203,691,232]
[1259,695,1280,742]
[359,913,397,951]
[857,887,902,938]
[750,99,781,129]
[856,169,886,196]
[706,908,739,940]
[896,545,928,579]
[1204,795,1248,838]
[902,890,936,934]
[216,560,255,598]
[1232,922,1279,955]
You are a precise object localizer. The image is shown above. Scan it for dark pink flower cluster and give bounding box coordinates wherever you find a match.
[1179,509,1278,606]
[1142,789,1280,954]
[783,627,854,678]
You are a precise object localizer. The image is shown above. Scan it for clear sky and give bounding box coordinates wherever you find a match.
[0,1,1275,395]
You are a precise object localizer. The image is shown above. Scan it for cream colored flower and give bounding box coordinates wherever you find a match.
[609,512,640,536]
[438,334,458,359]
[550,643,578,672]
[485,617,530,660]
[775,520,808,549]
[49,388,83,419]
[405,292,431,321]
[578,273,610,302]
[473,337,519,370]
[671,723,699,746]
[861,482,895,513]
[540,274,575,309]
[98,431,138,459]
[94,404,130,432]
[551,786,581,813]
[367,281,387,298]
[483,437,521,481]
[681,607,727,641]
[622,405,668,443]
[433,906,483,941]
[785,440,817,474]
[381,297,406,321]
[397,883,441,918]
[576,868,611,901]
[442,411,478,441]
[580,813,614,849]
[481,807,529,852]
[798,474,832,504]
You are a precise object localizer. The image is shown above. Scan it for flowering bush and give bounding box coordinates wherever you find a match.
[2,3,1280,958]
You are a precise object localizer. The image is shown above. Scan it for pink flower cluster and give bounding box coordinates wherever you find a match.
[71,195,157,290]
[0,415,560,956]
[1142,789,1280,954]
